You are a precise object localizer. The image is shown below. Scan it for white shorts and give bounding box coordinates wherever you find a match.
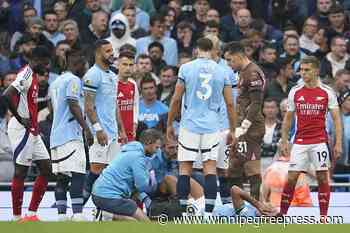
[193,130,230,169]
[7,117,49,166]
[178,127,220,163]
[289,143,330,172]
[51,140,86,175]
[89,138,120,164]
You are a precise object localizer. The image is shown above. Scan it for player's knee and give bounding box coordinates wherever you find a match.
[56,174,70,191]
[13,166,27,180]
[316,171,328,184]
[90,163,105,174]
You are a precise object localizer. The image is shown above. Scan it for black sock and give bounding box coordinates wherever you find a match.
[204,174,217,212]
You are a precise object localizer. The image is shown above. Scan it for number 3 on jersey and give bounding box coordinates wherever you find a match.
[196,73,212,100]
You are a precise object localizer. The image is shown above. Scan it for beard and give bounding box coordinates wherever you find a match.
[33,64,48,76]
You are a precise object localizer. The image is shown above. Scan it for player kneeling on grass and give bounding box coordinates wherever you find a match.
[91,129,162,221]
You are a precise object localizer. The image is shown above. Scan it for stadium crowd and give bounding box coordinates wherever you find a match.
[0,0,350,222]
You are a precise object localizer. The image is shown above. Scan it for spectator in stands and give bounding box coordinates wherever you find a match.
[261,98,282,172]
[313,28,329,59]
[107,13,136,56]
[300,17,320,54]
[10,6,37,51]
[53,0,69,23]
[112,0,156,15]
[265,58,296,104]
[176,21,195,55]
[220,0,247,42]
[320,36,350,79]
[136,54,160,84]
[59,19,82,51]
[160,5,177,37]
[42,10,65,46]
[148,41,167,76]
[50,40,71,76]
[223,8,252,42]
[325,4,350,43]
[157,66,176,106]
[177,52,193,69]
[313,0,334,29]
[331,69,350,95]
[279,98,288,120]
[121,5,147,39]
[250,19,283,44]
[203,20,220,38]
[81,10,110,57]
[192,0,210,35]
[71,0,102,33]
[247,30,265,61]
[259,44,278,81]
[138,74,168,129]
[114,0,150,31]
[206,8,220,24]
[0,52,10,77]
[136,14,178,66]
[280,35,307,72]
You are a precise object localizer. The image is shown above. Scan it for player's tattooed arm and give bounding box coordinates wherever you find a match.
[68,99,93,146]
[84,90,98,124]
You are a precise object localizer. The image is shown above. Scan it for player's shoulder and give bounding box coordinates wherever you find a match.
[319,83,336,94]
[289,82,305,93]
[16,65,33,80]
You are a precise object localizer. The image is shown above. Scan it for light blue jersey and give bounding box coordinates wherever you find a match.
[217,58,238,130]
[213,202,258,218]
[138,99,169,128]
[49,72,84,148]
[92,142,155,199]
[83,64,118,140]
[179,58,231,134]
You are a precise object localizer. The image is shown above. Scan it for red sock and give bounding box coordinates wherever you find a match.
[11,177,25,216]
[318,183,330,217]
[28,176,48,212]
[280,184,296,215]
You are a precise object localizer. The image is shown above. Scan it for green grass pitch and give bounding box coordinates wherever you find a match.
[0,222,348,233]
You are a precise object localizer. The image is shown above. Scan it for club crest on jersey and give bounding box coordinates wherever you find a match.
[316,96,325,101]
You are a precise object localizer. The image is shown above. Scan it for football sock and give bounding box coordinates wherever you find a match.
[29,175,48,212]
[70,172,85,214]
[11,177,25,216]
[248,175,261,201]
[318,182,330,216]
[204,174,217,212]
[218,176,232,204]
[280,183,296,215]
[177,175,190,212]
[55,174,69,214]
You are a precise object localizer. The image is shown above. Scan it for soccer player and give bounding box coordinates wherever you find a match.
[192,35,238,206]
[213,185,276,218]
[2,46,52,221]
[167,38,236,217]
[225,42,266,200]
[82,39,127,203]
[116,51,139,142]
[279,56,342,219]
[92,129,162,221]
[49,50,94,221]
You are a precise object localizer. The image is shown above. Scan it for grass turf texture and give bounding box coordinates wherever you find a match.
[0,222,347,233]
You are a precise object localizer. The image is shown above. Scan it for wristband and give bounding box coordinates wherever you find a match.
[92,123,103,131]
